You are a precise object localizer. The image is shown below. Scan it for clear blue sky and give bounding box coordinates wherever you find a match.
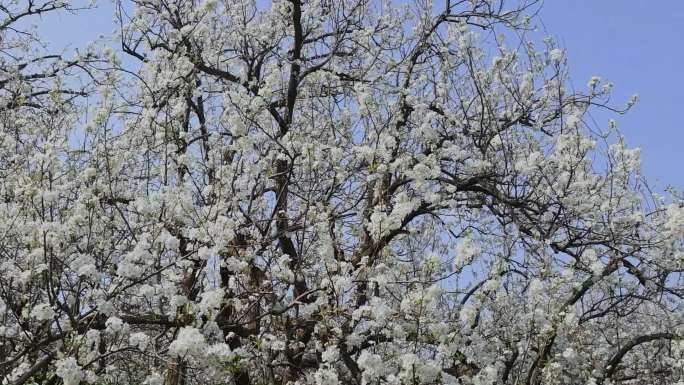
[540,1,684,190]
[32,0,684,190]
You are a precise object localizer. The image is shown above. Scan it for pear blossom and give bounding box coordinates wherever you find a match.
[30,303,55,321]
[168,327,207,358]
[0,1,680,385]
[549,48,564,62]
[55,357,83,385]
[105,316,125,333]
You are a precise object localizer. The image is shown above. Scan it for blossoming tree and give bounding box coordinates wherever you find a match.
[0,0,683,384]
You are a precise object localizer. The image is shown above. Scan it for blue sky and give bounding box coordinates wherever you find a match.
[540,1,684,190]
[31,0,684,190]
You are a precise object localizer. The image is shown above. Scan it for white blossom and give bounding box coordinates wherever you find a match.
[549,48,564,62]
[0,1,679,384]
[30,303,55,321]
[105,316,125,333]
[55,357,83,385]
[129,332,150,350]
[169,327,207,358]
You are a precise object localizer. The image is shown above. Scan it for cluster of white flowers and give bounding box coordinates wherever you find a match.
[198,288,225,316]
[455,236,480,269]
[168,327,207,358]
[665,204,684,235]
[129,332,150,350]
[272,254,295,283]
[143,373,165,385]
[0,1,680,385]
[206,342,233,361]
[314,368,340,385]
[583,249,604,276]
[55,357,83,385]
[399,353,442,383]
[549,48,564,63]
[357,351,386,383]
[105,316,125,333]
[587,75,601,89]
[367,194,420,240]
[30,303,54,321]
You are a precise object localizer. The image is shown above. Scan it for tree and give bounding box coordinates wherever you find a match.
[0,0,682,384]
